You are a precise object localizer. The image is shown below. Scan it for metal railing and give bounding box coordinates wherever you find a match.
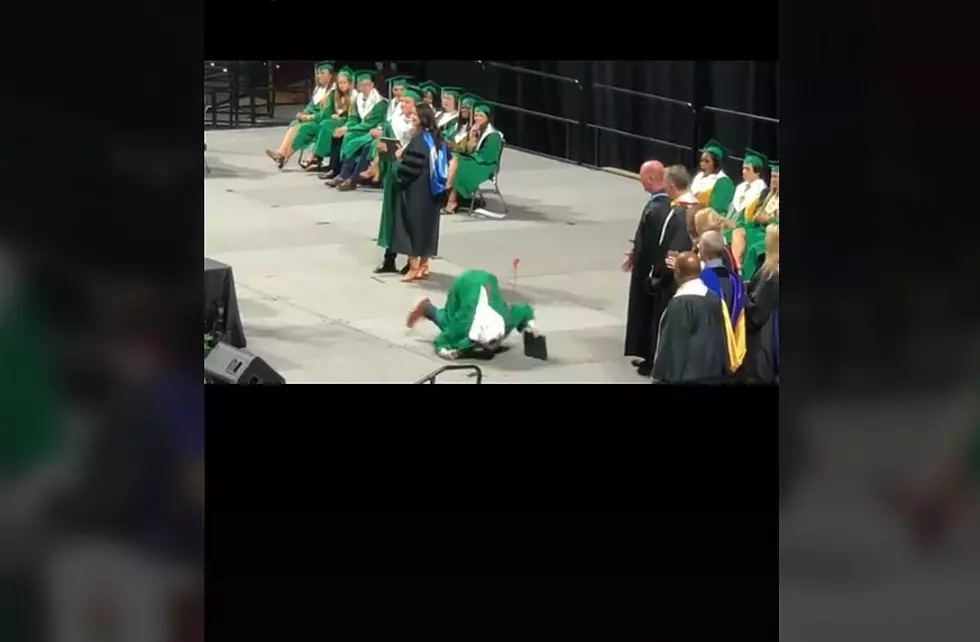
[590,83,698,168]
[697,106,779,163]
[413,364,484,384]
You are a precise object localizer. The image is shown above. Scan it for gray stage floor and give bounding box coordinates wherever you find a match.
[205,126,647,383]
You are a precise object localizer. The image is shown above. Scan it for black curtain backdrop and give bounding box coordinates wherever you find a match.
[395,60,778,176]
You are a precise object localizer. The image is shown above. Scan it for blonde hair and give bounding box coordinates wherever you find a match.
[694,207,726,236]
[759,224,779,279]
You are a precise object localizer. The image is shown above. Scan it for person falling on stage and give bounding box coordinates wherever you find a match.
[691,139,736,215]
[299,66,356,174]
[651,252,733,384]
[441,102,504,215]
[374,84,422,275]
[698,230,746,371]
[727,149,768,272]
[326,70,390,192]
[631,165,697,377]
[406,269,539,361]
[623,160,673,376]
[264,61,335,169]
[741,161,779,281]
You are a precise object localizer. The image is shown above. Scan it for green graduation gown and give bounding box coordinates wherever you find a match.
[376,119,398,250]
[0,287,62,485]
[741,190,779,281]
[340,93,389,161]
[307,89,353,158]
[431,270,535,353]
[724,178,767,245]
[288,85,332,154]
[691,170,736,216]
[453,126,503,199]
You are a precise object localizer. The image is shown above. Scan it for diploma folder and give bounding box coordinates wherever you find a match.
[379,137,401,158]
[523,332,548,361]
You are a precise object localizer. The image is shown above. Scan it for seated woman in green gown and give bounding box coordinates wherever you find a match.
[740,161,779,280]
[297,66,356,172]
[420,81,440,110]
[264,61,335,169]
[727,148,769,274]
[446,93,479,152]
[440,102,503,214]
[436,86,462,132]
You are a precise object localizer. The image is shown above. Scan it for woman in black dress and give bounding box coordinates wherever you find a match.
[389,103,445,282]
[738,223,779,382]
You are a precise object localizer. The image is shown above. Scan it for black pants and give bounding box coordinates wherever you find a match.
[325,140,343,171]
[339,144,373,184]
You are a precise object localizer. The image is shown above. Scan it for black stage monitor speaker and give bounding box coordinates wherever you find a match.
[205,342,286,385]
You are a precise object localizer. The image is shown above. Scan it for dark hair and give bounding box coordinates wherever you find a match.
[416,103,445,149]
[700,151,719,173]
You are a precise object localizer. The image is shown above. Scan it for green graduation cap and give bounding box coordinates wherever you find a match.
[473,102,493,116]
[337,66,355,80]
[743,148,768,170]
[387,74,412,89]
[420,81,441,97]
[460,93,482,108]
[354,69,375,83]
[441,86,464,99]
[402,85,422,102]
[701,138,731,161]
[315,61,335,73]
[769,160,779,173]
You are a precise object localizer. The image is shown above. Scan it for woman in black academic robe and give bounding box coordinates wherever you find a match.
[390,104,442,282]
[738,224,780,383]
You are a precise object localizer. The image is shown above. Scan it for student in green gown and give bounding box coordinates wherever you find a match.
[298,66,356,172]
[446,93,479,153]
[691,139,736,214]
[436,86,462,132]
[405,269,539,360]
[420,81,440,110]
[727,148,768,273]
[264,61,335,169]
[356,75,413,184]
[441,102,503,214]
[326,70,390,191]
[375,85,422,274]
[741,161,779,280]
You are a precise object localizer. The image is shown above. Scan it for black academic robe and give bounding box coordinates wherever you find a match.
[645,203,695,359]
[652,289,731,383]
[708,265,736,312]
[390,132,440,258]
[624,192,672,358]
[738,271,779,383]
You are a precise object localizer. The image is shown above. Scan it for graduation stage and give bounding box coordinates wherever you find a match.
[204,126,652,383]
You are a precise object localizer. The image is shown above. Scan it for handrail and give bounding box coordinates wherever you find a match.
[701,105,779,125]
[593,83,695,113]
[413,364,484,384]
[475,61,581,87]
[488,101,579,126]
[587,124,692,149]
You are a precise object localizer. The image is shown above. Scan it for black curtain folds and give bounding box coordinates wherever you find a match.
[383,60,778,175]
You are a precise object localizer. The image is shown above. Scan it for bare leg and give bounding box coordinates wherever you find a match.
[279,126,300,157]
[443,188,459,214]
[446,156,459,187]
[731,228,746,272]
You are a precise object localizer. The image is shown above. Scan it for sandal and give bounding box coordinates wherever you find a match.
[299,156,322,171]
[264,149,285,170]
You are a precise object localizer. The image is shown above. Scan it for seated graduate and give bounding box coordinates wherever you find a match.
[326,69,389,192]
[436,86,462,132]
[651,252,732,384]
[698,230,746,371]
[737,223,779,383]
[420,81,440,110]
[446,94,479,152]
[405,269,538,361]
[353,74,414,185]
[299,66,355,173]
[728,148,769,272]
[741,161,779,281]
[691,139,736,214]
[374,84,421,276]
[265,61,335,169]
[441,102,503,214]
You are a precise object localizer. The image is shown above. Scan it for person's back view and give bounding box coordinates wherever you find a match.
[652,252,731,383]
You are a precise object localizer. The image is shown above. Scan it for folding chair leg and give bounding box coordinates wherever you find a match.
[493,184,508,213]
